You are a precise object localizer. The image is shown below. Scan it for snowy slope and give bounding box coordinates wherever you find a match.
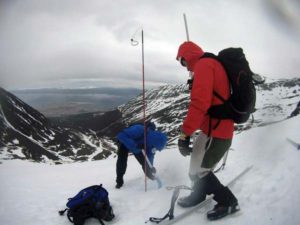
[1,77,299,162]
[0,87,116,162]
[118,77,300,139]
[0,116,299,225]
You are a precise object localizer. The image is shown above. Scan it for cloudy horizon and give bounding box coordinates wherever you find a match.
[0,0,299,90]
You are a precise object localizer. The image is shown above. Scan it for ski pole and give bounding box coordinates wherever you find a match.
[287,138,300,150]
[183,13,190,41]
[182,13,194,86]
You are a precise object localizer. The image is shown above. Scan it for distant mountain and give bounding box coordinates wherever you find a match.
[0,77,299,163]
[54,77,300,144]
[11,87,141,117]
[0,87,116,163]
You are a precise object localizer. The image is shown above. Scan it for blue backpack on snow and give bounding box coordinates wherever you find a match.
[59,184,114,225]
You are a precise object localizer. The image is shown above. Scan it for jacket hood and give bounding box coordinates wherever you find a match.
[176,41,204,71]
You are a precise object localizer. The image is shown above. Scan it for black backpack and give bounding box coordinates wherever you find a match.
[59,184,115,225]
[201,48,262,124]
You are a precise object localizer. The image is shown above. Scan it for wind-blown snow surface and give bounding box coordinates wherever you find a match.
[0,116,299,225]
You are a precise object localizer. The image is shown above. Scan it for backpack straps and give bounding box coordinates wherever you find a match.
[208,91,223,137]
[212,91,226,103]
[58,208,68,216]
[199,53,229,104]
[199,53,228,136]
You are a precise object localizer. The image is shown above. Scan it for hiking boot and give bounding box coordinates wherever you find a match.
[177,192,206,208]
[207,202,240,220]
[115,183,123,189]
[115,177,124,189]
[209,186,239,220]
[177,176,207,208]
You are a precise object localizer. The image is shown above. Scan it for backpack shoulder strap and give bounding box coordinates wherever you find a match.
[200,53,228,101]
[200,52,219,61]
[200,53,228,104]
[199,52,229,135]
[213,91,226,103]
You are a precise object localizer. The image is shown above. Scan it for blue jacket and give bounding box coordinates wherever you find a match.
[116,124,167,164]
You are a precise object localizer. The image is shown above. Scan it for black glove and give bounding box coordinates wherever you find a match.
[151,167,156,174]
[145,167,156,180]
[178,132,192,156]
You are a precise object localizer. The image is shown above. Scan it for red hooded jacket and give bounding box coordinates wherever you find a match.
[177,41,234,139]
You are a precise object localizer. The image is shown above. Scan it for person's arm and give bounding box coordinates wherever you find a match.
[182,60,214,135]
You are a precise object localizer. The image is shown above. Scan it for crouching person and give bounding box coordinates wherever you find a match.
[115,121,167,189]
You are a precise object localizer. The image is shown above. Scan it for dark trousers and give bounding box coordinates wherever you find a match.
[116,144,154,185]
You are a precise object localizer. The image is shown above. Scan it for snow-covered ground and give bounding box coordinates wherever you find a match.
[0,116,299,225]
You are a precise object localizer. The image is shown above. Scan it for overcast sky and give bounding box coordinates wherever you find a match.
[0,0,299,90]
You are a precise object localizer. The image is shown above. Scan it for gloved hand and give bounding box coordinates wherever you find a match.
[151,166,157,174]
[146,167,157,180]
[178,132,192,156]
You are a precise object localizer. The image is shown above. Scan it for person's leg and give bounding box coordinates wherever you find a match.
[188,132,211,179]
[178,132,210,207]
[178,132,234,208]
[116,144,128,188]
[200,136,231,169]
[200,138,239,220]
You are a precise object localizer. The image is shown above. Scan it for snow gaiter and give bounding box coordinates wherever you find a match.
[206,172,237,206]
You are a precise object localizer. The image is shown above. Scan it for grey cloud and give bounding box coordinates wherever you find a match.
[0,0,300,90]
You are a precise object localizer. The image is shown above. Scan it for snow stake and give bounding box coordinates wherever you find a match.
[131,28,148,192]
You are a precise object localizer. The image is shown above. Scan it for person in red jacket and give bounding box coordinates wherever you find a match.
[176,41,239,220]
